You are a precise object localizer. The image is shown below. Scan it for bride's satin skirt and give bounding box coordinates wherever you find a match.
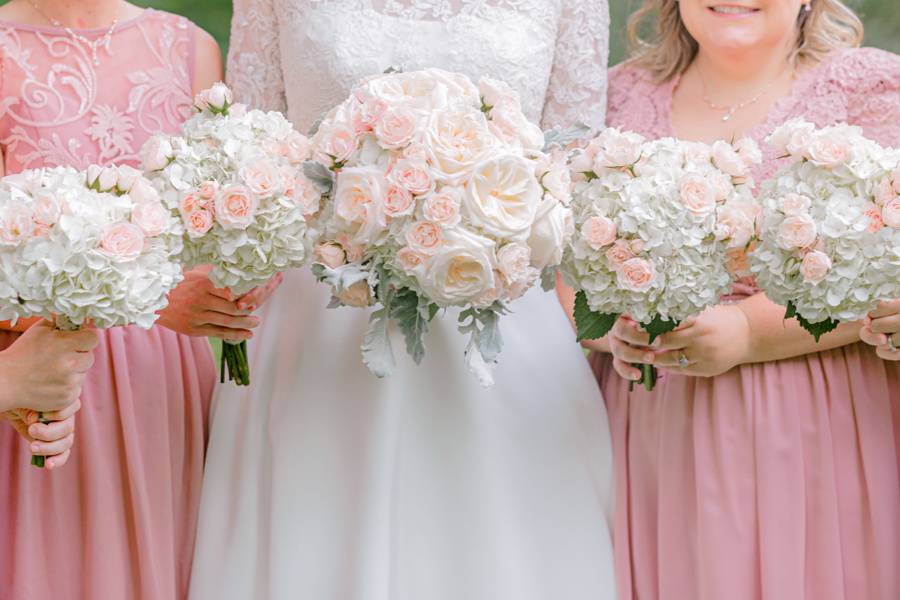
[189,268,616,600]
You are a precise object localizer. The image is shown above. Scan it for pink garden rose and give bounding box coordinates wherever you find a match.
[874,177,895,207]
[781,193,812,216]
[375,107,418,150]
[241,159,282,197]
[864,203,885,233]
[131,201,169,237]
[31,191,60,226]
[281,131,312,164]
[679,173,717,218]
[423,189,462,228]
[99,222,145,261]
[605,240,634,269]
[882,197,900,228]
[186,208,214,237]
[198,181,220,201]
[892,168,900,194]
[320,123,358,164]
[712,141,748,178]
[496,243,531,284]
[384,184,415,217]
[337,280,372,308]
[776,214,818,249]
[616,258,656,293]
[391,160,433,196]
[397,247,426,273]
[800,250,832,284]
[582,215,617,250]
[405,221,443,255]
[180,191,207,216]
[807,131,850,167]
[0,202,35,245]
[214,186,258,230]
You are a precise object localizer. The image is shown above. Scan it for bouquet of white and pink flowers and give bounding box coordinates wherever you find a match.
[0,164,184,466]
[144,83,321,385]
[306,69,574,385]
[561,129,761,390]
[751,119,900,340]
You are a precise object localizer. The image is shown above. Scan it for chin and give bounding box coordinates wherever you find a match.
[681,1,797,58]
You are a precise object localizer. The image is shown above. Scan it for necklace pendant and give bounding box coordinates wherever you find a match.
[721,113,731,122]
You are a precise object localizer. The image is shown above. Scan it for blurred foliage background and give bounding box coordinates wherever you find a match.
[126,0,899,65]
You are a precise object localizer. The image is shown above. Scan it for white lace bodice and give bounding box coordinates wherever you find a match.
[227,0,610,135]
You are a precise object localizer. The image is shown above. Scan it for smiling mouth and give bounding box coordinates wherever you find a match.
[708,5,760,15]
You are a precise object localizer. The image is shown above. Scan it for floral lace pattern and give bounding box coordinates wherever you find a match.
[606,47,900,298]
[0,9,195,172]
[226,0,610,135]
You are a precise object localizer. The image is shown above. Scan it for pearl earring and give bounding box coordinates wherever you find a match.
[803,2,812,12]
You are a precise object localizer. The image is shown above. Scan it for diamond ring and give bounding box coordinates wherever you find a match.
[889,335,898,354]
[678,353,690,368]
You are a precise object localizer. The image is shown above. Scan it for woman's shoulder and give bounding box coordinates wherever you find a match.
[606,61,670,135]
[139,7,202,37]
[808,47,900,98]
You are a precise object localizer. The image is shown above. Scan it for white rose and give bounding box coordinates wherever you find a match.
[781,193,812,216]
[333,167,388,245]
[374,107,418,150]
[419,227,497,306]
[423,188,463,228]
[800,250,832,284]
[464,155,542,239]
[131,201,169,237]
[712,141,748,178]
[425,109,496,184]
[538,150,572,204]
[489,100,545,151]
[776,214,818,249]
[715,202,756,249]
[768,119,815,157]
[496,243,532,284]
[807,130,850,167]
[679,173,717,218]
[365,70,447,113]
[528,200,573,270]
[592,129,643,170]
[198,82,233,111]
[97,167,119,192]
[733,137,762,169]
[478,77,521,110]
[141,135,174,171]
[115,165,142,192]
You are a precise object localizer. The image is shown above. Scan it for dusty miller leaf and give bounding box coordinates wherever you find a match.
[303,161,334,193]
[391,288,431,365]
[543,122,591,150]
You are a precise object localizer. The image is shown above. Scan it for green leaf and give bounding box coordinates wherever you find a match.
[574,291,618,342]
[303,161,334,193]
[540,267,556,292]
[785,301,840,342]
[361,288,396,378]
[784,301,798,320]
[543,122,591,150]
[639,314,681,345]
[428,303,440,321]
[391,288,430,365]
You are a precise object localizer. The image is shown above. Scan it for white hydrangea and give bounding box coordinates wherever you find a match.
[307,69,574,384]
[0,165,184,329]
[561,129,760,336]
[144,85,320,296]
[751,119,900,337]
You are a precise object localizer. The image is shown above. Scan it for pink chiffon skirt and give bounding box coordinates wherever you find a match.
[592,341,900,600]
[0,325,215,600]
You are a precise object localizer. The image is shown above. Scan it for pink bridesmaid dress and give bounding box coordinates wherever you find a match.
[593,47,900,600]
[0,10,215,600]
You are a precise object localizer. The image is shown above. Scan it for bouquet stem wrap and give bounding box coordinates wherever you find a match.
[220,340,250,386]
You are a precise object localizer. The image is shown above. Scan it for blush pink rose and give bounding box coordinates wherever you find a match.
[337,233,366,263]
[605,240,634,269]
[321,124,358,164]
[180,191,206,216]
[882,198,900,228]
[0,203,35,245]
[423,190,462,228]
[800,250,832,284]
[186,209,214,237]
[397,247,426,273]
[712,141,748,178]
[351,97,389,134]
[375,107,418,150]
[99,222,145,260]
[807,132,850,167]
[131,201,169,237]
[781,193,811,216]
[405,221,443,255]
[392,160,433,196]
[582,216,617,250]
[384,184,415,217]
[241,159,282,197]
[198,181,219,201]
[679,173,717,217]
[31,191,60,226]
[315,242,347,269]
[291,177,322,217]
[282,132,312,164]
[215,186,258,230]
[617,258,656,293]
[864,203,884,233]
[497,243,532,284]
[892,168,900,194]
[776,214,818,249]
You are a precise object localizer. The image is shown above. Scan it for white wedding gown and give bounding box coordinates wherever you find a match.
[190,2,615,599]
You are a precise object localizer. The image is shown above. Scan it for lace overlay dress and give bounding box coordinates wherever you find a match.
[0,11,215,600]
[591,48,900,600]
[190,2,617,599]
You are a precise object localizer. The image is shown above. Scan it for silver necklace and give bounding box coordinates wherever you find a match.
[27,1,120,67]
[698,69,775,123]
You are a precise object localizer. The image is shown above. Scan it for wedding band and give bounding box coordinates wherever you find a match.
[889,335,898,353]
[678,353,690,368]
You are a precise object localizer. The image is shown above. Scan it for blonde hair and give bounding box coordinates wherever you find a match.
[626,0,865,82]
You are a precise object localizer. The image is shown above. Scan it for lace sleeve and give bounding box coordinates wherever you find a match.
[540,0,610,135]
[226,0,287,112]
[843,48,900,148]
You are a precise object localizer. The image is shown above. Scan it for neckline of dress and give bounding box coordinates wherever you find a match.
[660,49,849,143]
[0,7,154,35]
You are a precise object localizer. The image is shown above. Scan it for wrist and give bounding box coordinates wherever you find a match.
[0,354,18,412]
[733,302,758,365]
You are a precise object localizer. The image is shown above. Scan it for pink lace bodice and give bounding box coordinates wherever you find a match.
[607,47,900,298]
[0,9,197,173]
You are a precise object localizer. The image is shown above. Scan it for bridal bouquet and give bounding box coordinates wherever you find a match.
[307,69,573,385]
[562,129,761,390]
[143,83,321,385]
[751,119,900,340]
[0,164,184,466]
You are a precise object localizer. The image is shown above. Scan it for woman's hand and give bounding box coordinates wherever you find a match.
[157,266,260,342]
[606,316,660,383]
[3,400,81,470]
[860,300,900,361]
[0,321,98,414]
[651,305,752,377]
[235,272,285,312]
